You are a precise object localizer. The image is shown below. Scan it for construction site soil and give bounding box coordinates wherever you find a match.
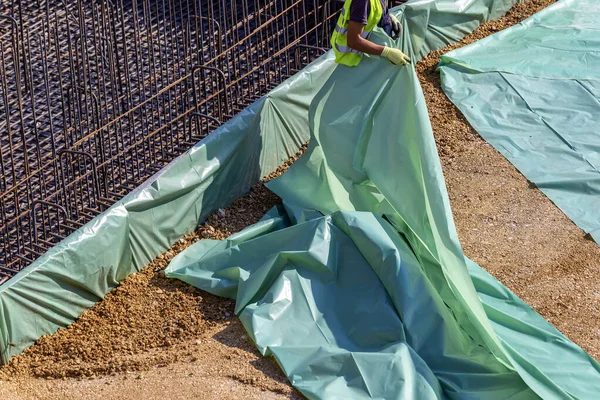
[4,1,595,398]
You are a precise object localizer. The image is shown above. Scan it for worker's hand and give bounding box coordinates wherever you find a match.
[381,47,410,66]
[390,14,401,40]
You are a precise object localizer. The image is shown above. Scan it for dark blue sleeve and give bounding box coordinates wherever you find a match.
[349,0,369,25]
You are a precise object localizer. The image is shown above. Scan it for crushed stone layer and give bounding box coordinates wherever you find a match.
[418,0,600,360]
[3,1,597,399]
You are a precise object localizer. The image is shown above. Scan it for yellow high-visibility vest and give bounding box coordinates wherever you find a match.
[331,0,383,67]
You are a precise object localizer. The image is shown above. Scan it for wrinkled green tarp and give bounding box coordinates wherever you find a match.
[0,0,542,365]
[438,0,600,242]
[168,209,600,399]
[168,211,533,399]
[166,2,600,399]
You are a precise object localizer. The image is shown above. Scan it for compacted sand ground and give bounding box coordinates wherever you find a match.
[4,1,597,398]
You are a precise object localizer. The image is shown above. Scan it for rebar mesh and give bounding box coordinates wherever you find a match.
[0,0,340,281]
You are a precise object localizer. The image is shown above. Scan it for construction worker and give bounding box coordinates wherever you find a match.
[331,0,410,67]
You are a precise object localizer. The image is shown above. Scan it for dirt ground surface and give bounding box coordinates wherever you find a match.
[3,0,597,398]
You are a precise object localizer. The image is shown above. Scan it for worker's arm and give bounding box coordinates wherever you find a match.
[347,21,384,55]
[346,20,410,65]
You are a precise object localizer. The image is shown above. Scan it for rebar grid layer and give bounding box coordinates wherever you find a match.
[0,0,338,280]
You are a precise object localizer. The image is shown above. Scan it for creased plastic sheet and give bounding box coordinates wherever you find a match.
[167,8,600,400]
[438,0,600,242]
[168,208,600,399]
[168,211,533,399]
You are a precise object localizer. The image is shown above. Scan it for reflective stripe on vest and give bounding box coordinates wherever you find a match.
[335,43,362,55]
[334,25,371,38]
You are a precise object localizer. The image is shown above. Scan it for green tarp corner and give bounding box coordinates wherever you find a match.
[168,211,533,399]
[166,2,600,398]
[168,208,600,398]
[438,0,600,242]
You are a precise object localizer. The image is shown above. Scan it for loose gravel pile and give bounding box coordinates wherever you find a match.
[3,1,599,398]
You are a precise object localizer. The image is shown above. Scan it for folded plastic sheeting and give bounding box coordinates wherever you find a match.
[438,0,600,242]
[0,0,529,364]
[168,211,535,399]
[168,209,600,399]
[167,14,600,400]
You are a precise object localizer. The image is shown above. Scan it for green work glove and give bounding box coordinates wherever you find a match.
[381,47,410,66]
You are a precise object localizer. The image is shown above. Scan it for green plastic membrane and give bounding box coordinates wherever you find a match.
[438,0,600,242]
[4,2,598,399]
